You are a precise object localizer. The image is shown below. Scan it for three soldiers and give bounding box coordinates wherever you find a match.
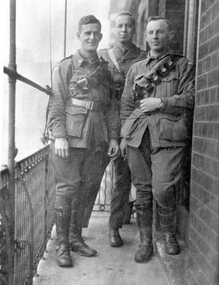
[49,13,194,267]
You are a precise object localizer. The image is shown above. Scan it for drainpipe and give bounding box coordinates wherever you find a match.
[8,0,16,284]
[183,0,199,62]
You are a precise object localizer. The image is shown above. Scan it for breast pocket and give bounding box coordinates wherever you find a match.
[158,72,178,98]
[65,105,88,138]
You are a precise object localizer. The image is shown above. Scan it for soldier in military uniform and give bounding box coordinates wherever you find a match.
[48,15,119,267]
[98,12,147,247]
[120,16,195,263]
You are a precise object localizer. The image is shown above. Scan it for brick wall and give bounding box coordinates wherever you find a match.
[189,1,219,284]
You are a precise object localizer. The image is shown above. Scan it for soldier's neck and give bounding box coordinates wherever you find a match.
[115,41,134,50]
[79,49,97,61]
[150,47,169,59]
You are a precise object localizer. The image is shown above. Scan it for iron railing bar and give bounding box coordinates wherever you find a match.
[8,0,16,284]
[63,0,68,58]
[17,146,49,168]
[0,146,49,179]
[0,197,13,285]
[3,67,52,96]
[19,175,34,285]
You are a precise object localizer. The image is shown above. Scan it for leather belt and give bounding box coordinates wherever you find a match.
[71,98,95,111]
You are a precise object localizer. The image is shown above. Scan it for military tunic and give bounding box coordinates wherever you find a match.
[98,43,147,229]
[48,51,119,228]
[48,51,119,149]
[120,51,195,232]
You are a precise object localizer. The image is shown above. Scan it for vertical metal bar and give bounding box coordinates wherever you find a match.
[44,156,48,249]
[183,0,189,56]
[183,0,199,62]
[49,0,53,87]
[63,0,67,58]
[8,0,16,284]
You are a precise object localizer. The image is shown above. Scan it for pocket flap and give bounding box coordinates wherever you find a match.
[159,115,188,142]
[66,105,87,116]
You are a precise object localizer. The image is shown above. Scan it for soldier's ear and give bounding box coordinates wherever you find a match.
[99,33,103,41]
[77,32,80,40]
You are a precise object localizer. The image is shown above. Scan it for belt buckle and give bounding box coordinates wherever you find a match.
[86,100,94,110]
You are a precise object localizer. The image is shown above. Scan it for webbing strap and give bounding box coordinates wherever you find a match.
[108,48,121,73]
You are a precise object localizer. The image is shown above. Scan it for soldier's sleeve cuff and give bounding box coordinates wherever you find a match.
[160,98,168,112]
[108,130,119,142]
[52,132,67,139]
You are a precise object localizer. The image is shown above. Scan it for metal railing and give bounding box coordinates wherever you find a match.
[0,146,55,285]
[0,146,115,284]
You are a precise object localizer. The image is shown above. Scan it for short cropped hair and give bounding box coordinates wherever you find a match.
[78,15,101,32]
[115,11,135,27]
[146,16,172,31]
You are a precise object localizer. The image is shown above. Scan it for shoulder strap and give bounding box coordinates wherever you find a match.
[70,54,75,78]
[42,55,75,144]
[107,48,121,73]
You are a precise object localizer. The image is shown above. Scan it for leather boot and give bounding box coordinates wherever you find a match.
[55,205,73,267]
[56,243,72,267]
[164,232,180,255]
[123,201,135,224]
[158,206,180,255]
[135,204,153,263]
[69,226,97,257]
[109,227,123,247]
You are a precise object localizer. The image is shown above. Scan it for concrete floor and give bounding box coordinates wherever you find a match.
[33,212,170,285]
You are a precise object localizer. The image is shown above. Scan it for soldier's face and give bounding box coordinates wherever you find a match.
[77,23,102,53]
[146,20,171,53]
[114,15,135,44]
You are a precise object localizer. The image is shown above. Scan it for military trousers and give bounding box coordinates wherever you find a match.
[50,144,109,229]
[127,130,185,231]
[109,154,132,229]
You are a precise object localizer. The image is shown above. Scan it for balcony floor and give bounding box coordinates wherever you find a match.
[33,212,170,285]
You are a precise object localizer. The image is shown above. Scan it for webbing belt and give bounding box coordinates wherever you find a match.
[71,98,95,111]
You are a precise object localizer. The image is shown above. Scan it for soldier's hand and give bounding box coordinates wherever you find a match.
[108,139,120,160]
[120,138,127,159]
[54,138,69,158]
[140,98,162,113]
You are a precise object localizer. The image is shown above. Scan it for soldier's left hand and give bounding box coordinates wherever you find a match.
[108,139,120,160]
[140,98,162,113]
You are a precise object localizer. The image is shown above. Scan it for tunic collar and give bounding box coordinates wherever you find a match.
[145,49,173,65]
[74,50,99,67]
[113,42,140,60]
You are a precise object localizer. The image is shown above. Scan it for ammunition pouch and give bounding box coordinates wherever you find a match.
[86,58,112,89]
[65,105,88,138]
[133,54,178,101]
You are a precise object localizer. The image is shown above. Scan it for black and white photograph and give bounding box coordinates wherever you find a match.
[0,0,219,284]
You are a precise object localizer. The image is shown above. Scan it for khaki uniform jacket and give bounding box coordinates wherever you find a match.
[120,52,195,148]
[98,43,147,102]
[48,51,119,150]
